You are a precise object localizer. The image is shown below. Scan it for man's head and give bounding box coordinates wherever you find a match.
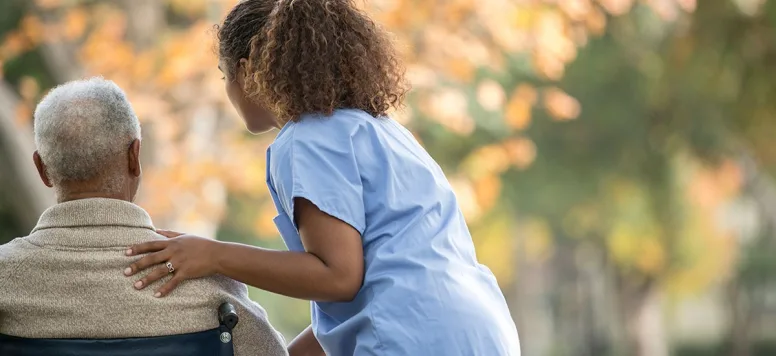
[32,77,142,203]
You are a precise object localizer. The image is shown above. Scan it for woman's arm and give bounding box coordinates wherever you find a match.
[288,326,325,356]
[125,198,364,301]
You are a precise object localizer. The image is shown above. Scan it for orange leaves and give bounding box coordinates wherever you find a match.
[157,22,218,87]
[405,65,438,89]
[503,137,537,169]
[477,0,528,53]
[79,9,133,76]
[20,16,45,45]
[473,174,502,212]
[510,5,535,30]
[463,144,512,179]
[443,0,476,25]
[686,159,743,209]
[15,103,32,126]
[598,0,636,16]
[420,88,474,135]
[558,0,596,22]
[130,52,157,87]
[18,76,40,101]
[453,137,535,217]
[1,8,90,65]
[476,79,506,112]
[1,29,35,61]
[535,10,578,64]
[13,76,40,126]
[417,25,495,83]
[63,8,89,41]
[446,57,476,82]
[543,87,581,121]
[584,6,608,36]
[463,138,537,181]
[504,84,537,130]
[368,0,593,157]
[532,10,579,81]
[533,51,567,81]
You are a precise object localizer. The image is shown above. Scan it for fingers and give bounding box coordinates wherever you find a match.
[126,240,169,256]
[125,251,171,276]
[154,275,184,298]
[156,229,184,239]
[133,265,170,290]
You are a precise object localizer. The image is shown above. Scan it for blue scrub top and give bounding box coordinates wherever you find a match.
[266,109,520,355]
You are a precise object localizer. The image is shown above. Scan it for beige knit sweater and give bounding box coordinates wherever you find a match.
[0,198,287,356]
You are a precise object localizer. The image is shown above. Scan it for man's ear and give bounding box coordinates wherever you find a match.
[33,151,53,188]
[128,139,142,178]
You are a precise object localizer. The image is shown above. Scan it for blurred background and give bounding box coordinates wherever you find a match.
[1,0,776,355]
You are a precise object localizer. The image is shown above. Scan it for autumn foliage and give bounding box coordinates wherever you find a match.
[3,0,765,352]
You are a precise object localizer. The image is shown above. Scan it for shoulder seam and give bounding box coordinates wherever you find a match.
[288,125,299,217]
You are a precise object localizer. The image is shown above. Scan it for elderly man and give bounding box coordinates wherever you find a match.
[0,78,287,355]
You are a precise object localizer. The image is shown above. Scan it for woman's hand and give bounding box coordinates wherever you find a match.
[124,230,223,297]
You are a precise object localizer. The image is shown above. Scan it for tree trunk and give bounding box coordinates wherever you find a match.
[725,151,776,356]
[511,220,554,356]
[727,279,752,356]
[618,278,669,356]
[0,81,56,230]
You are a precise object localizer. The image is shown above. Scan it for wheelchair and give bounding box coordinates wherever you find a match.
[0,302,239,356]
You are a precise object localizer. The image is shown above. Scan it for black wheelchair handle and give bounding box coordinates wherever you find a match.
[218,302,239,331]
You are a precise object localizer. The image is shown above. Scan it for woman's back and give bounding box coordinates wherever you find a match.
[267,109,520,355]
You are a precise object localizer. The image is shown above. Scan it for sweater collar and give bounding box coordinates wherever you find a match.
[25,198,156,248]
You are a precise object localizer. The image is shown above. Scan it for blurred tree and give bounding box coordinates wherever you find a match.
[666,0,776,353]
[370,0,773,354]
[0,0,56,242]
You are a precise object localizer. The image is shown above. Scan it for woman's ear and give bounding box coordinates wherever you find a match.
[33,151,53,188]
[237,58,249,86]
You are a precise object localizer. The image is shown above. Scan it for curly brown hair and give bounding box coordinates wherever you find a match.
[217,0,409,124]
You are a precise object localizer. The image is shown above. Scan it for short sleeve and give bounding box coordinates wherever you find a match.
[271,120,366,235]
